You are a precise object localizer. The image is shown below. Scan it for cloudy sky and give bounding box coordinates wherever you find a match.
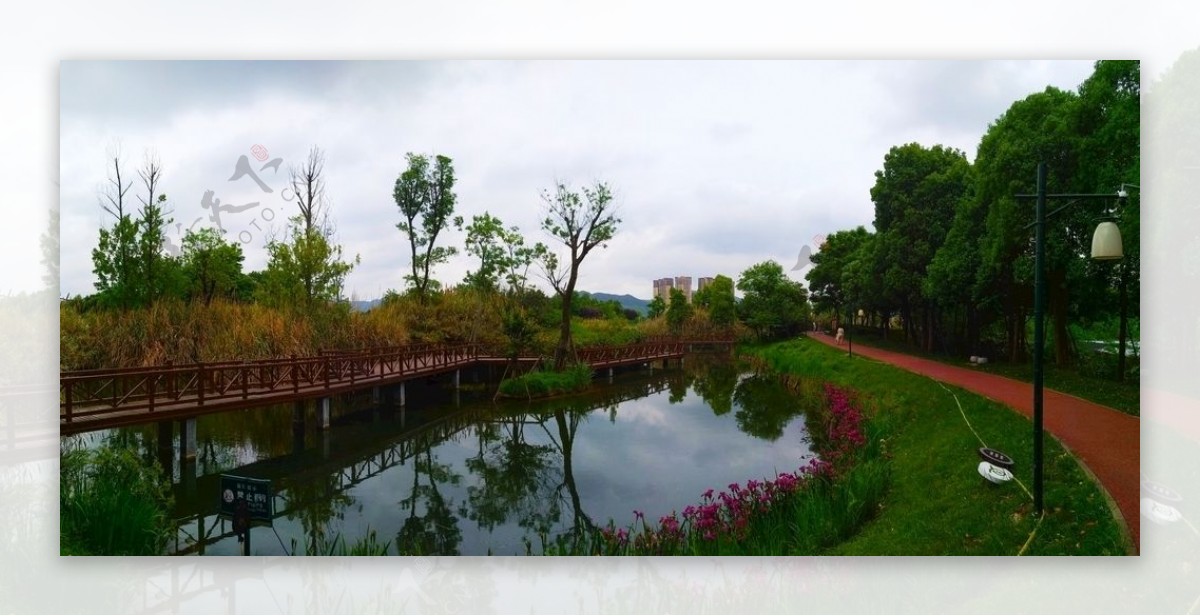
[59,60,1097,300]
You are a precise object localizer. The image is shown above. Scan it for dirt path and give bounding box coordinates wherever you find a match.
[804,331,1140,552]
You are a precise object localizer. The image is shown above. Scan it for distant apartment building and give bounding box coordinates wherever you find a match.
[652,277,675,302]
[675,276,692,303]
[653,275,719,304]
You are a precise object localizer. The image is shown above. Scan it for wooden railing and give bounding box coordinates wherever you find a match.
[61,345,480,424]
[59,337,729,428]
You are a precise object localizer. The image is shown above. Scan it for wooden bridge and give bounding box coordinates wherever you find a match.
[60,338,728,436]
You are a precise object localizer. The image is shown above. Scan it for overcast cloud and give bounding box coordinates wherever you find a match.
[59,60,1096,300]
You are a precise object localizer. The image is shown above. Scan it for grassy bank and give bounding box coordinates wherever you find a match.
[497,363,594,399]
[753,337,1129,555]
[845,329,1139,416]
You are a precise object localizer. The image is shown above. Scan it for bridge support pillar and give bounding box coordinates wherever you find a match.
[399,382,406,407]
[608,367,614,384]
[454,369,460,390]
[319,397,332,430]
[372,386,381,405]
[181,418,197,461]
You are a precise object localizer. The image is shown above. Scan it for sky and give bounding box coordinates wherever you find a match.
[58,60,1099,301]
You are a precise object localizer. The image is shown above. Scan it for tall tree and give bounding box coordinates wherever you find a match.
[666,287,692,333]
[91,151,137,308]
[181,228,245,305]
[540,182,621,369]
[737,260,810,341]
[394,153,462,302]
[869,143,972,351]
[705,275,737,327]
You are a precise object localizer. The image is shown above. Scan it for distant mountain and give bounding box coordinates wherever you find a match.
[587,292,652,315]
[350,299,382,312]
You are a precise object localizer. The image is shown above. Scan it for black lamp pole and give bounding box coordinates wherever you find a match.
[1019,161,1124,515]
[847,304,853,358]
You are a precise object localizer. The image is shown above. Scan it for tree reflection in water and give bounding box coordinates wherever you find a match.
[396,434,463,555]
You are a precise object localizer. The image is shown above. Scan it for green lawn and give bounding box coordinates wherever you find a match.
[751,337,1131,555]
[844,330,1140,416]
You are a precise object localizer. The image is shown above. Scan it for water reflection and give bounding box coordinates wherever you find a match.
[69,355,816,555]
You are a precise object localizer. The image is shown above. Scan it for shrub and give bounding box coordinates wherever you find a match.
[60,447,174,555]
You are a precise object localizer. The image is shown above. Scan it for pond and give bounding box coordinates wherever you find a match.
[66,355,817,555]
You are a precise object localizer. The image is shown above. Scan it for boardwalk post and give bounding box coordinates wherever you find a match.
[319,397,331,430]
[241,362,249,399]
[197,363,206,406]
[64,379,73,423]
[167,361,175,400]
[181,418,197,460]
[148,374,156,413]
[291,355,299,393]
[324,355,331,390]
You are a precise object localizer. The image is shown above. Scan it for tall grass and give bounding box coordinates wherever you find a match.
[497,363,594,399]
[60,447,174,555]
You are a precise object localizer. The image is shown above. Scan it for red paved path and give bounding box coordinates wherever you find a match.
[805,332,1140,552]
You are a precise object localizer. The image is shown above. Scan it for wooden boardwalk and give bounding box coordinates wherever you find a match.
[60,339,709,435]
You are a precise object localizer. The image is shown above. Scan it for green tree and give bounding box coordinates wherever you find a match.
[647,295,666,319]
[868,143,972,351]
[540,182,621,369]
[257,216,358,309]
[806,227,871,319]
[91,154,137,308]
[394,153,463,302]
[181,228,245,305]
[463,212,549,293]
[705,275,737,327]
[666,287,692,333]
[736,261,810,341]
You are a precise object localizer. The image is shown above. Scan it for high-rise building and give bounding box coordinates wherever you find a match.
[675,276,692,303]
[697,277,714,293]
[652,277,674,302]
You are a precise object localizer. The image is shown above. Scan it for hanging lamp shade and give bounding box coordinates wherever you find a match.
[1090,221,1124,261]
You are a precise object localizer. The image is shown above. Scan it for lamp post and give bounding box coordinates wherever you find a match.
[1017,161,1124,515]
[846,304,853,358]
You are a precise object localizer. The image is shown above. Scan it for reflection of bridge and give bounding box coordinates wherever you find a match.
[168,371,681,556]
[169,403,483,555]
[60,338,728,436]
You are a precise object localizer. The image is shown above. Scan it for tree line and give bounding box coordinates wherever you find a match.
[806,61,1139,374]
[81,143,816,370]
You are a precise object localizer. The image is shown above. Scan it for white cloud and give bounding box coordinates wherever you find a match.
[59,60,1098,299]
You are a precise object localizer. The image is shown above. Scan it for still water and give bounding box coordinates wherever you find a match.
[70,356,816,555]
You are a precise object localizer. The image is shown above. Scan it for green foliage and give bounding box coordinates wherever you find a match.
[704,275,737,326]
[665,287,692,333]
[540,181,622,369]
[807,227,871,316]
[60,446,174,555]
[647,295,666,319]
[736,260,810,340]
[181,227,245,305]
[394,153,463,301]
[257,216,358,310]
[463,212,548,293]
[497,363,593,399]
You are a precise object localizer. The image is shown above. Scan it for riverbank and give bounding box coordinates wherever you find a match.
[753,337,1130,555]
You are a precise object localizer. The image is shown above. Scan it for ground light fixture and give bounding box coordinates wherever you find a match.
[1015,161,1126,514]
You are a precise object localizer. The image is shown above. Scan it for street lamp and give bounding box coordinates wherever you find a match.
[1017,161,1125,515]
